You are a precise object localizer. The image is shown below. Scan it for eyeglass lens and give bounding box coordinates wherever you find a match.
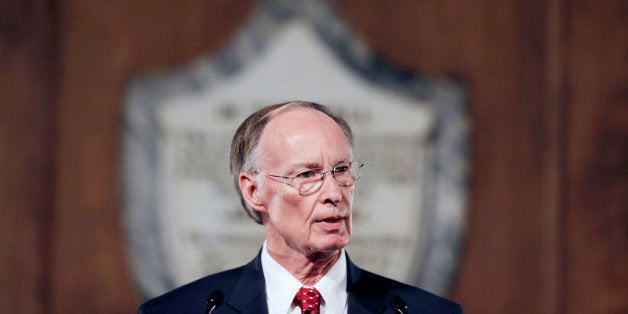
[297,162,362,195]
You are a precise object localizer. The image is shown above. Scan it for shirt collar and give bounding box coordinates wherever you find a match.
[315,250,347,313]
[261,241,348,314]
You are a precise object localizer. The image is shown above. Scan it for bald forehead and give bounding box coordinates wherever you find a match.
[264,107,341,135]
[259,108,351,164]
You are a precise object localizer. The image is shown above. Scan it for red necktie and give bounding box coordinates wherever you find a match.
[294,286,322,313]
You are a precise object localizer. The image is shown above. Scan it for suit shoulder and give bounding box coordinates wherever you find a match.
[399,284,463,313]
[137,265,246,313]
[352,268,462,313]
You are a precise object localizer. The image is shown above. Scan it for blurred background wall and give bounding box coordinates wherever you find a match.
[1,0,626,313]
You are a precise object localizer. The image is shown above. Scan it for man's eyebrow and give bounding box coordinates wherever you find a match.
[289,162,321,170]
[289,159,351,170]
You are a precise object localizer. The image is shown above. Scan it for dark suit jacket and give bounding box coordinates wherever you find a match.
[138,252,462,313]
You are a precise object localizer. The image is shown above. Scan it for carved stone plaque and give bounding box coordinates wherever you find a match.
[122,0,468,298]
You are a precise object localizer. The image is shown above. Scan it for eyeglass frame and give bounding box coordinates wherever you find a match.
[253,161,364,196]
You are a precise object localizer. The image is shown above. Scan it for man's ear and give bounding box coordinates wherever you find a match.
[239,172,267,213]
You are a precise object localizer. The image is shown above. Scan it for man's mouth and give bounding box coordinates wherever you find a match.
[315,214,348,231]
[321,217,344,223]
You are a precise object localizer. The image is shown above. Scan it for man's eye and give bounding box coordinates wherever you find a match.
[296,170,317,179]
[334,165,350,173]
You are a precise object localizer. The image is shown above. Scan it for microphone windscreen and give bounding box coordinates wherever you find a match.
[205,290,225,314]
[385,291,408,314]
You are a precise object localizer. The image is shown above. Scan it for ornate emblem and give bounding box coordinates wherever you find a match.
[122,0,468,298]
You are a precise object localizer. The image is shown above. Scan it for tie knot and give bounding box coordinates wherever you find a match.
[294,287,321,313]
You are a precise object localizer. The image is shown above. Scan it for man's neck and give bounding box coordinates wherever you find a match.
[266,242,342,286]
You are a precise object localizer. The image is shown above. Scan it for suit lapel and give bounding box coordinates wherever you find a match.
[346,254,388,313]
[224,252,268,313]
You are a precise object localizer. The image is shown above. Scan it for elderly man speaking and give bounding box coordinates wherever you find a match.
[138,101,463,313]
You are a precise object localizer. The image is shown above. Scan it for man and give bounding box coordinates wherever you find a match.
[138,101,463,313]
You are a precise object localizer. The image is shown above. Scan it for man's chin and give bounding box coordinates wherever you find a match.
[310,235,350,253]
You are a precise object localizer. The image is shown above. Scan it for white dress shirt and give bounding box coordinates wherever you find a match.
[261,242,348,314]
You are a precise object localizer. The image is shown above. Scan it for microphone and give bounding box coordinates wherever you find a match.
[204,290,224,314]
[385,292,408,314]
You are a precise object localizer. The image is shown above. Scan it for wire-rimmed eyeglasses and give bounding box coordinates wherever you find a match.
[255,161,364,196]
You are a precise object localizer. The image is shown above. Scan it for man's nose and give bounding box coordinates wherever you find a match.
[320,172,343,205]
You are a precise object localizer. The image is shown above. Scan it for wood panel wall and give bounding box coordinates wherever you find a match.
[1,0,626,313]
[1,1,54,313]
